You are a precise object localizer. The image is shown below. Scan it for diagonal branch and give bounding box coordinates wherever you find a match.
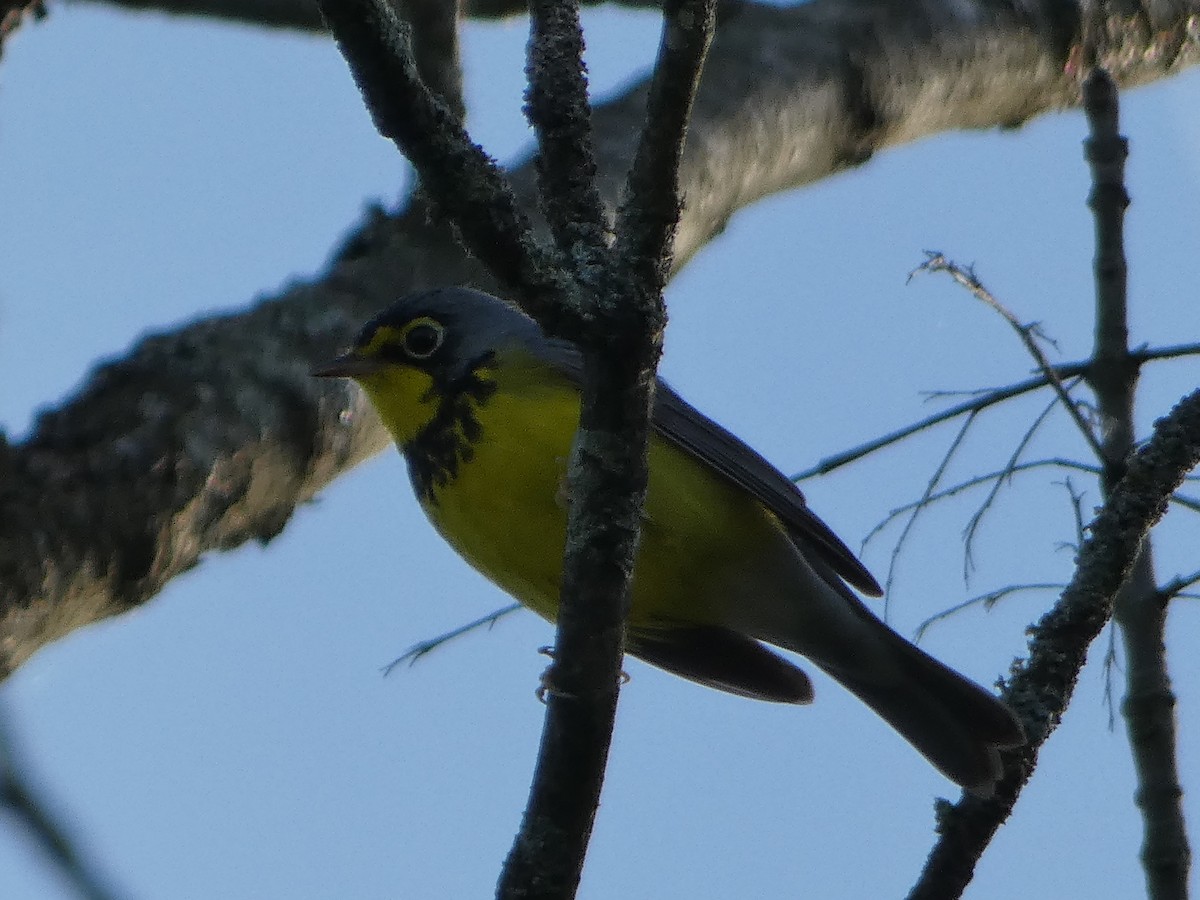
[382,603,523,673]
[316,0,580,329]
[793,366,1089,479]
[795,341,1200,480]
[907,386,1200,900]
[913,583,1064,642]
[0,714,123,900]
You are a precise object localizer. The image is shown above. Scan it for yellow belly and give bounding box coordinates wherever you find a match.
[420,369,785,631]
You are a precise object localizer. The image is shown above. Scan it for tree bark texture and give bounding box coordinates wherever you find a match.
[2,0,1198,676]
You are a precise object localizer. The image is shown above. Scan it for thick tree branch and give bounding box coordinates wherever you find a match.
[70,0,662,32]
[908,387,1200,900]
[3,0,1199,677]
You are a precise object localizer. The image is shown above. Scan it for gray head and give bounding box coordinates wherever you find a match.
[328,288,545,381]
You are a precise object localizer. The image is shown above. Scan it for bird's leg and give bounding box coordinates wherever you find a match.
[534,646,630,701]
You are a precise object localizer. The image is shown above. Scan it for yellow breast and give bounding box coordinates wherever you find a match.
[416,353,789,631]
[421,361,577,621]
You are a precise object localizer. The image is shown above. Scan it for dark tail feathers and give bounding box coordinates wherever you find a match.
[820,625,1024,794]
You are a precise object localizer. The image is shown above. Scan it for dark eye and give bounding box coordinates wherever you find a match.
[402,319,444,359]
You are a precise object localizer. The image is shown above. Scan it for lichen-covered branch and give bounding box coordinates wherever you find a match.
[907,388,1200,899]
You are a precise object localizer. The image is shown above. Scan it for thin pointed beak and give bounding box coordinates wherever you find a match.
[311,352,383,379]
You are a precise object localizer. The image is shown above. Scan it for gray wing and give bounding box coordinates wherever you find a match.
[651,382,882,596]
[535,338,882,597]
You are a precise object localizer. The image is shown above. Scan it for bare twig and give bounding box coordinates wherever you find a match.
[913,583,1063,642]
[1156,569,1200,604]
[1169,494,1200,514]
[961,389,1066,580]
[910,477,1081,642]
[1133,342,1200,365]
[914,253,1107,462]
[382,603,523,674]
[872,413,977,617]
[1103,622,1121,730]
[793,368,1089,479]
[794,341,1200,481]
[1059,476,1089,549]
[861,459,1103,541]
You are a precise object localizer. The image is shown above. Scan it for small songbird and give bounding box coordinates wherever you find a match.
[313,286,1023,792]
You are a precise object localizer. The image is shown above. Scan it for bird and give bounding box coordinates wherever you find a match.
[312,286,1024,793]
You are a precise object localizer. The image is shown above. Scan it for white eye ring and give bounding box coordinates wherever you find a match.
[402,318,445,359]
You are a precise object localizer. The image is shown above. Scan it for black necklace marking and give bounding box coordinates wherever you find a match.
[405,352,499,502]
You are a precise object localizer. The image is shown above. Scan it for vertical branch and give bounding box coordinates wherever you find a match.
[495,8,624,897]
[1082,68,1191,899]
[497,346,655,900]
[524,0,610,265]
[394,0,466,123]
[499,4,713,898]
[614,0,716,291]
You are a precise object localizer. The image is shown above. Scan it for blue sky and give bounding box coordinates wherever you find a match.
[2,5,1199,898]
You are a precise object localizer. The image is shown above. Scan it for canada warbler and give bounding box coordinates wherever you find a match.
[313,287,1023,792]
